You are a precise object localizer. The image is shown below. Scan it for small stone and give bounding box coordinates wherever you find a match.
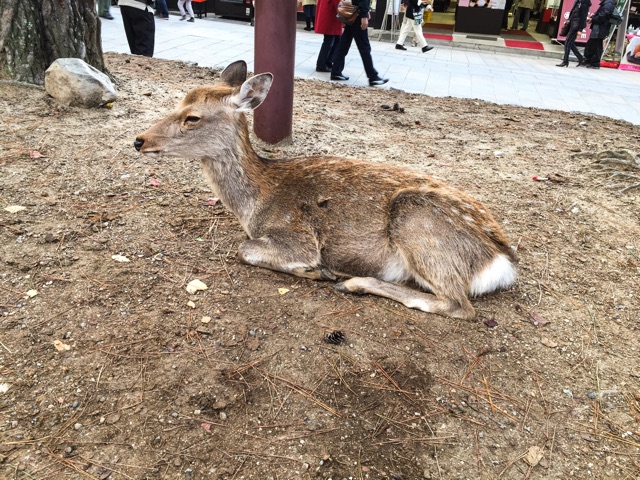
[219,412,227,421]
[587,391,597,400]
[72,401,79,408]
[74,423,82,430]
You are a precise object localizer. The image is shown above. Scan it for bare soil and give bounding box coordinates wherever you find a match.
[1,52,639,480]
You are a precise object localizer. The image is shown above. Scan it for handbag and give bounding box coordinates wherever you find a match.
[560,20,570,36]
[336,0,360,25]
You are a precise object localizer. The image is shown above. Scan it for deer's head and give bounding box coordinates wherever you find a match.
[134,61,273,159]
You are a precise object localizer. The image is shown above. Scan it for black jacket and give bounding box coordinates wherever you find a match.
[569,0,591,31]
[589,0,615,39]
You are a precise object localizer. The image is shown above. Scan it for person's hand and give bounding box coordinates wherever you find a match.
[361,16,369,30]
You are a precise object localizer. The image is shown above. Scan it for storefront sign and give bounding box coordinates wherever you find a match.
[556,0,601,43]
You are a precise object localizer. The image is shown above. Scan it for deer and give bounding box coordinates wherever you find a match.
[134,60,516,320]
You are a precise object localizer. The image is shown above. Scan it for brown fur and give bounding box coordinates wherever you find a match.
[134,61,517,320]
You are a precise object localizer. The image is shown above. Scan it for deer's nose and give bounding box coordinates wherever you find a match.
[134,138,144,151]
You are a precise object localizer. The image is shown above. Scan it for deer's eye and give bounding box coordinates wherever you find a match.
[185,115,201,124]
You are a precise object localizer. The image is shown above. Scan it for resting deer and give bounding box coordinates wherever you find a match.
[134,60,516,320]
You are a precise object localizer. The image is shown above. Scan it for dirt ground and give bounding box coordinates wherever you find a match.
[1,52,639,480]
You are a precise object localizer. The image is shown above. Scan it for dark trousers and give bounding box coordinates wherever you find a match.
[584,37,604,66]
[317,34,340,69]
[563,28,584,63]
[155,0,169,18]
[121,6,155,57]
[304,5,315,28]
[331,22,379,80]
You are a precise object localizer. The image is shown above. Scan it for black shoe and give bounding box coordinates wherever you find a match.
[316,66,330,72]
[422,45,434,53]
[556,61,569,67]
[395,44,407,50]
[304,26,313,31]
[576,59,586,67]
[326,62,333,68]
[586,64,600,69]
[187,17,195,22]
[369,77,389,86]
[99,13,114,20]
[331,74,349,81]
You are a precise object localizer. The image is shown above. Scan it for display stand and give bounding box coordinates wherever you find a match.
[377,0,401,42]
[454,7,504,34]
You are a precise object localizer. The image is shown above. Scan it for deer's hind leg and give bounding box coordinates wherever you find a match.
[238,230,336,281]
[335,277,475,319]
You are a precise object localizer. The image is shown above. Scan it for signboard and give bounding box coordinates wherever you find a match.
[619,35,640,71]
[556,0,601,43]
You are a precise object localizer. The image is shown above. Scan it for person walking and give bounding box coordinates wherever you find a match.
[302,0,317,31]
[97,0,113,19]
[582,0,615,68]
[119,0,156,57]
[395,0,434,53]
[314,0,343,72]
[178,0,196,22]
[556,0,591,66]
[511,0,535,30]
[330,0,389,86]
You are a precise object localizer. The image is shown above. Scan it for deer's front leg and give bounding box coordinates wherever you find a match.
[238,233,336,281]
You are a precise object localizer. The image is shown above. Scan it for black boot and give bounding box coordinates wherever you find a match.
[304,19,312,31]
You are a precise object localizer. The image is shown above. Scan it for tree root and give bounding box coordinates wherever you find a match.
[585,149,640,193]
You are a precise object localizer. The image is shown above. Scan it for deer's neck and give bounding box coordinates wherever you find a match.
[200,121,268,233]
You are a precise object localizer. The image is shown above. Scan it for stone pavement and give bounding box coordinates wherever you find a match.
[100,7,640,125]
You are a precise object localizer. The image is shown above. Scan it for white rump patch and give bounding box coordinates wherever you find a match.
[469,254,516,297]
[380,254,410,283]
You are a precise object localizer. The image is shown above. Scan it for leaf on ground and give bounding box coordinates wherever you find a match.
[201,422,212,432]
[278,288,290,295]
[29,150,46,158]
[524,445,544,466]
[53,340,71,352]
[483,318,499,328]
[5,205,26,213]
[186,279,208,294]
[528,312,549,327]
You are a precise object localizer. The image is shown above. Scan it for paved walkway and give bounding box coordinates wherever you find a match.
[100,7,640,125]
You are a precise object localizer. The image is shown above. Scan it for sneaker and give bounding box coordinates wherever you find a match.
[316,67,330,72]
[161,16,169,20]
[99,13,114,20]
[369,77,389,86]
[330,74,349,81]
[188,17,195,22]
[422,45,434,53]
[395,44,407,50]
[180,15,187,20]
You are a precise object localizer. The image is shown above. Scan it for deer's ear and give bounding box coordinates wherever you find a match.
[220,60,248,87]
[230,73,273,113]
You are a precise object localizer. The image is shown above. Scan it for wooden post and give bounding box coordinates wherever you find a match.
[253,0,297,145]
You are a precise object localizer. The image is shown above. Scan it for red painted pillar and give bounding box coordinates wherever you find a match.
[254,0,296,145]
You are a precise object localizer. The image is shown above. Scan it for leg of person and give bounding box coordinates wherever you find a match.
[511,7,520,29]
[352,24,386,84]
[327,35,341,67]
[559,29,575,65]
[304,5,312,30]
[311,4,316,28]
[155,0,169,18]
[316,35,333,71]
[178,0,187,19]
[330,27,354,80]
[411,19,430,50]
[186,0,195,20]
[521,8,530,30]
[568,30,584,63]
[590,38,603,67]
[583,38,596,65]
[396,16,413,49]
[120,6,138,54]
[130,7,156,57]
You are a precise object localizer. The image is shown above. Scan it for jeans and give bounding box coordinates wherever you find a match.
[331,21,379,80]
[317,35,340,69]
[155,0,169,18]
[563,28,584,63]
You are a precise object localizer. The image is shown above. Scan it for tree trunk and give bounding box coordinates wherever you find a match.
[0,0,105,85]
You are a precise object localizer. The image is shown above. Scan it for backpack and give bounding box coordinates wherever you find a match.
[609,6,623,25]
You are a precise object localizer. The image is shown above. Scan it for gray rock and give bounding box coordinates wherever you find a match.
[45,58,116,108]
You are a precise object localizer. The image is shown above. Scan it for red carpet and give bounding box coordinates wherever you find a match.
[424,32,454,41]
[502,28,533,36]
[504,39,544,50]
